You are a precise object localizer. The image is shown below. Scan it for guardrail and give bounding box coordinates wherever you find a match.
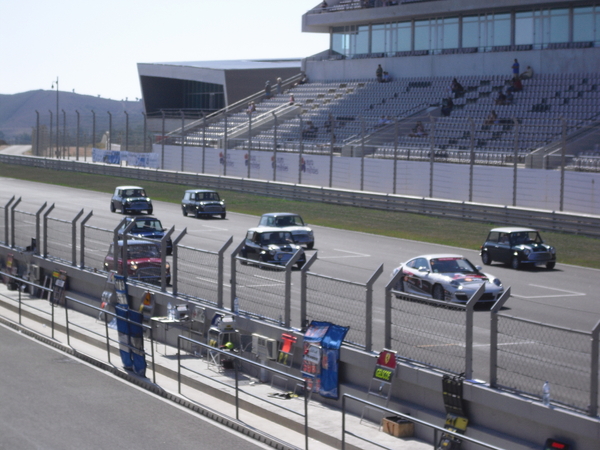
[1,154,599,237]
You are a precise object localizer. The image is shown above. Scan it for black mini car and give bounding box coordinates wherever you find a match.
[240,227,305,269]
[480,227,556,270]
[181,189,226,219]
[111,186,153,215]
[118,216,173,255]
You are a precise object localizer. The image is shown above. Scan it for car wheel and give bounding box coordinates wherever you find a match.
[147,208,153,215]
[307,242,314,250]
[121,207,127,215]
[511,256,521,270]
[110,202,115,213]
[195,211,200,219]
[546,261,556,270]
[432,284,445,301]
[481,251,492,265]
[221,213,226,219]
[182,207,187,217]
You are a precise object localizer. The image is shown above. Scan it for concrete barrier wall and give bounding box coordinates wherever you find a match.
[1,245,597,450]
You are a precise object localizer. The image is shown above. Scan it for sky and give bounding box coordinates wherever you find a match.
[1,0,329,101]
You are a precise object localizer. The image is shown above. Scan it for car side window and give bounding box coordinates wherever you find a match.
[487,232,499,243]
[498,233,510,244]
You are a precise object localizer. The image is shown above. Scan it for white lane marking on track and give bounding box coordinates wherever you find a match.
[319,249,371,259]
[187,226,229,232]
[511,284,586,299]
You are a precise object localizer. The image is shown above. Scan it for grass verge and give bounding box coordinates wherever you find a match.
[0,162,598,269]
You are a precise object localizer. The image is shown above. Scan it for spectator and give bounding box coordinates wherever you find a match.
[519,66,534,80]
[485,110,498,126]
[246,101,256,115]
[450,78,465,97]
[512,58,520,76]
[495,91,507,105]
[507,77,523,93]
[505,90,514,105]
[409,121,427,137]
[375,116,387,128]
[320,1,328,8]
[295,72,308,86]
[441,97,454,116]
[265,81,272,99]
[302,121,317,138]
[288,94,295,105]
[382,71,391,82]
[376,64,383,82]
[276,77,282,96]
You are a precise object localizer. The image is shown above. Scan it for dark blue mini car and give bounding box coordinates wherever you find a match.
[118,216,173,255]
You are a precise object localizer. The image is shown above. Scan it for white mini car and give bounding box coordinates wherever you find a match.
[391,254,504,304]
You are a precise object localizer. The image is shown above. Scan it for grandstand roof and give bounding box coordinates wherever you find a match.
[146,59,302,71]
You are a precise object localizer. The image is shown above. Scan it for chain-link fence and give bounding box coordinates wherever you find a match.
[81,224,113,272]
[176,245,220,306]
[494,314,596,413]
[0,204,7,246]
[12,210,37,251]
[234,259,287,324]
[45,217,73,264]
[305,272,368,348]
[389,291,468,375]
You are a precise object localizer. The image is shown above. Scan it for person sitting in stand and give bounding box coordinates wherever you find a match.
[441,97,454,116]
[288,94,295,105]
[450,78,465,97]
[409,121,427,137]
[302,121,317,138]
[505,90,514,105]
[485,110,498,126]
[375,115,388,128]
[382,71,391,83]
[519,65,533,80]
[506,76,523,93]
[495,91,507,105]
[246,101,256,115]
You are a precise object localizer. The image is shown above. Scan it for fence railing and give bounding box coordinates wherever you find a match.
[2,201,600,416]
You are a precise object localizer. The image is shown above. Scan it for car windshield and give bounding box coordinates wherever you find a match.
[127,244,160,259]
[259,232,293,245]
[196,192,220,201]
[430,257,477,274]
[264,215,305,227]
[124,189,146,197]
[511,231,543,245]
[131,219,162,232]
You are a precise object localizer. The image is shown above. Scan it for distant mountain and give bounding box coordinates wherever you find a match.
[0,90,144,144]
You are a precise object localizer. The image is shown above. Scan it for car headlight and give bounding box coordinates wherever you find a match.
[450,280,460,287]
[129,262,138,270]
[493,278,502,286]
[308,230,314,237]
[550,247,556,255]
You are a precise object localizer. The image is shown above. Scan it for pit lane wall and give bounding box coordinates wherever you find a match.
[0,246,597,450]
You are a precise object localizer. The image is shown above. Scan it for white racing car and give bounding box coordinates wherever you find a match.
[391,254,504,304]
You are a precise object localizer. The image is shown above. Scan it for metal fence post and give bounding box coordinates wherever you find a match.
[142,112,147,154]
[217,236,233,309]
[512,117,520,207]
[489,288,511,387]
[360,116,365,191]
[202,113,206,174]
[560,118,567,211]
[71,209,84,266]
[161,110,165,170]
[79,211,93,269]
[393,118,398,195]
[161,226,175,292]
[91,110,96,162]
[10,197,21,248]
[465,284,484,379]
[384,269,404,349]
[230,239,246,311]
[365,264,383,352]
[283,248,305,328]
[590,319,600,416]
[35,110,40,156]
[300,252,318,332]
[180,110,185,172]
[76,110,80,161]
[298,116,304,185]
[224,114,228,177]
[107,111,112,152]
[469,117,475,202]
[35,202,47,256]
[248,113,252,179]
[4,196,15,246]
[429,116,436,198]
[272,112,278,181]
[42,204,55,257]
[113,218,130,280]
[171,228,187,297]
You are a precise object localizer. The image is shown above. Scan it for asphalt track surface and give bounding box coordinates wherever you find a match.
[0,324,269,450]
[3,177,600,383]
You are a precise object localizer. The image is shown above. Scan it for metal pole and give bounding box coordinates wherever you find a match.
[62,109,66,158]
[161,110,165,170]
[360,116,365,191]
[52,77,59,159]
[223,114,228,176]
[202,113,206,173]
[489,288,511,387]
[512,117,519,207]
[91,110,96,160]
[393,118,398,195]
[429,116,435,198]
[79,211,93,269]
[180,110,185,172]
[248,113,252,179]
[48,110,54,158]
[469,118,475,202]
[329,115,334,188]
[76,110,80,161]
[10,198,21,248]
[560,118,567,211]
[272,112,278,181]
[108,111,113,152]
[217,236,233,310]
[300,253,318,332]
[43,204,55,258]
[71,209,83,266]
[124,111,129,152]
[365,264,383,352]
[171,228,187,297]
[35,202,47,257]
[590,319,600,417]
[142,112,147,153]
[35,111,40,156]
[299,116,304,185]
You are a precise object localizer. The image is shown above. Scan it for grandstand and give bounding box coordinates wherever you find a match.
[143,0,600,171]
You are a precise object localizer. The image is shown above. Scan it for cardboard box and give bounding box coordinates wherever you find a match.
[382,416,414,437]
